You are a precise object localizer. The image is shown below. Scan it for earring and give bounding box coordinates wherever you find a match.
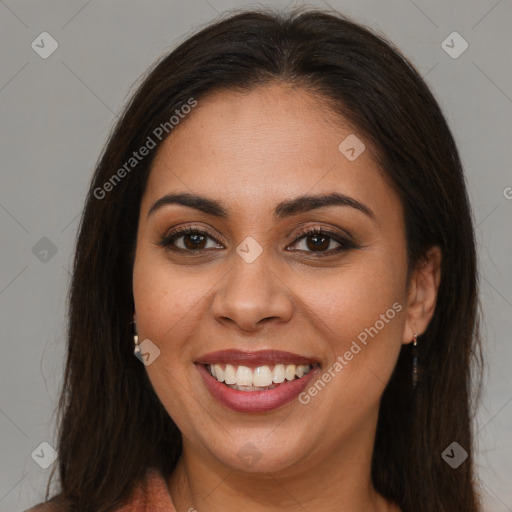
[412,333,419,389]
[132,316,141,358]
[133,333,141,357]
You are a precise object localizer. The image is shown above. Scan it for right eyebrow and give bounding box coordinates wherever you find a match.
[148,193,228,218]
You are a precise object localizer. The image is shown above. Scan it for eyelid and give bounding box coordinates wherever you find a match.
[157,224,224,248]
[291,223,355,245]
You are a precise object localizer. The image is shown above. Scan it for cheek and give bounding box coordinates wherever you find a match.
[300,256,406,396]
[132,247,208,432]
[306,258,405,334]
[132,246,210,343]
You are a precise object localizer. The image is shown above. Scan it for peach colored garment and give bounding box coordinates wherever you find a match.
[25,468,176,512]
[115,468,176,511]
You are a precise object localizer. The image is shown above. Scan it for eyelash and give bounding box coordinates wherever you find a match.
[157,224,357,257]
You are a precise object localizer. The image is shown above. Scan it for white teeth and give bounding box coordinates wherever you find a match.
[208,363,315,388]
[253,366,273,387]
[295,364,310,378]
[272,364,286,383]
[285,364,296,381]
[235,365,253,386]
[224,364,236,385]
[214,364,224,382]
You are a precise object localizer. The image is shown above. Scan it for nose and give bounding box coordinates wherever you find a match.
[210,250,294,333]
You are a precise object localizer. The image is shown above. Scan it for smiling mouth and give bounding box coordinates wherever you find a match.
[203,363,320,391]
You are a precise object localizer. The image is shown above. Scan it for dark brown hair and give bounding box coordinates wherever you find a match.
[38,8,482,512]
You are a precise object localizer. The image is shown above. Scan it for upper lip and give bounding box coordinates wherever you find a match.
[196,349,320,367]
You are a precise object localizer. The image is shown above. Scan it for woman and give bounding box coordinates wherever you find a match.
[27,8,483,512]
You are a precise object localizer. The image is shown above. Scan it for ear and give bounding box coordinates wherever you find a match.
[402,246,442,344]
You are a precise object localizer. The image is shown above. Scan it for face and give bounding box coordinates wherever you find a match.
[132,84,412,475]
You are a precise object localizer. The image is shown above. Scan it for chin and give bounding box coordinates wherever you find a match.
[203,430,313,474]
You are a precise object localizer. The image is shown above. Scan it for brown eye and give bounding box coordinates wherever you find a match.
[288,227,356,255]
[158,227,223,252]
[304,233,332,251]
[158,225,356,256]
[182,232,207,250]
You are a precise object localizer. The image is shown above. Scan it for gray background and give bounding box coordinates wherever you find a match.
[1,0,511,510]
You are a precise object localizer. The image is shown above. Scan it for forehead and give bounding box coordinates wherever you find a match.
[142,84,399,224]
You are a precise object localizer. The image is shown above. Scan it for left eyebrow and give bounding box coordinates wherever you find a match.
[147,191,374,220]
[274,192,374,220]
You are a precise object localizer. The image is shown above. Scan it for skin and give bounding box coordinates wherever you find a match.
[132,83,442,512]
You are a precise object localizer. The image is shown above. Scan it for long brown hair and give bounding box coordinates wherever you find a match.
[40,8,483,511]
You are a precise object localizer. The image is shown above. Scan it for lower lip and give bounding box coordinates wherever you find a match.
[196,363,320,413]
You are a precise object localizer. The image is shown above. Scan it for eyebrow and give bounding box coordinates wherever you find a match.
[147,192,374,220]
